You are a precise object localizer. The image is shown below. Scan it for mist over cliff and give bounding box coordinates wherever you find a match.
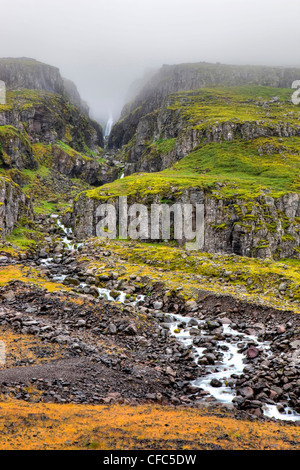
[0,0,300,122]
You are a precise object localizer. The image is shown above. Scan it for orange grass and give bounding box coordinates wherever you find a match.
[0,402,298,450]
[0,265,68,292]
[0,327,66,371]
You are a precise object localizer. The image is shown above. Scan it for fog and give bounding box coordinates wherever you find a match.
[0,0,299,124]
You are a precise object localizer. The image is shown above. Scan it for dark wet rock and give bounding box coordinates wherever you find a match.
[189,327,201,336]
[210,379,223,388]
[64,277,80,286]
[206,320,221,330]
[204,353,216,365]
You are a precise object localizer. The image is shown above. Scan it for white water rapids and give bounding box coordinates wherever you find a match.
[166,312,300,422]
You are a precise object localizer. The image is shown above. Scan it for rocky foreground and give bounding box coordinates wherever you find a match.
[0,215,299,426]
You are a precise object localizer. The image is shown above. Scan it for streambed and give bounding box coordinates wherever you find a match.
[43,215,300,422]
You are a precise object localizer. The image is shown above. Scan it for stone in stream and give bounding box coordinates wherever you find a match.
[206,320,221,330]
[153,301,163,310]
[204,353,216,365]
[109,290,121,299]
[219,317,232,325]
[246,345,259,359]
[189,327,201,336]
[210,378,222,388]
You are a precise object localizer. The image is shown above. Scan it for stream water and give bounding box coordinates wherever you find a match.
[45,215,300,422]
[104,114,114,138]
[166,312,300,422]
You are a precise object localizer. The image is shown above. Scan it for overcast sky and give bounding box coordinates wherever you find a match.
[0,0,299,122]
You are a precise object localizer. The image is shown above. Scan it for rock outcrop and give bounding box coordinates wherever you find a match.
[72,187,300,259]
[0,90,103,155]
[0,57,120,238]
[0,58,64,95]
[51,145,119,186]
[0,73,110,185]
[0,176,32,238]
[0,57,89,113]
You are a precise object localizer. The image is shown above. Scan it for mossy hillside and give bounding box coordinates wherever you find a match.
[80,135,300,204]
[0,89,103,155]
[146,137,177,157]
[78,237,300,314]
[114,85,300,177]
[20,164,91,216]
[5,226,43,250]
[0,401,298,450]
[0,89,105,179]
[0,88,108,220]
[109,62,300,150]
[0,89,115,213]
[0,264,69,292]
[165,85,298,129]
[31,141,108,177]
[0,140,93,218]
[72,87,300,259]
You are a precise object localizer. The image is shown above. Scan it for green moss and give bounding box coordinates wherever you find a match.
[80,133,300,204]
[6,227,44,250]
[281,234,296,242]
[0,125,31,150]
[211,223,227,231]
[147,137,177,156]
[84,237,300,311]
[166,85,295,129]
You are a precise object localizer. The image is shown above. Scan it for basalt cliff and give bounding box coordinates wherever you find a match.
[73,62,300,260]
[0,58,122,233]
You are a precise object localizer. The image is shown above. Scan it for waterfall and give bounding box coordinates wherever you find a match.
[104,113,113,137]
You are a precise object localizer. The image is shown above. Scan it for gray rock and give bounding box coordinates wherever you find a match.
[107,323,117,335]
[153,301,163,310]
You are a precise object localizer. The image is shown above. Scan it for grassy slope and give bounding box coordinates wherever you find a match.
[0,402,298,450]
[84,85,300,201]
[84,137,300,201]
